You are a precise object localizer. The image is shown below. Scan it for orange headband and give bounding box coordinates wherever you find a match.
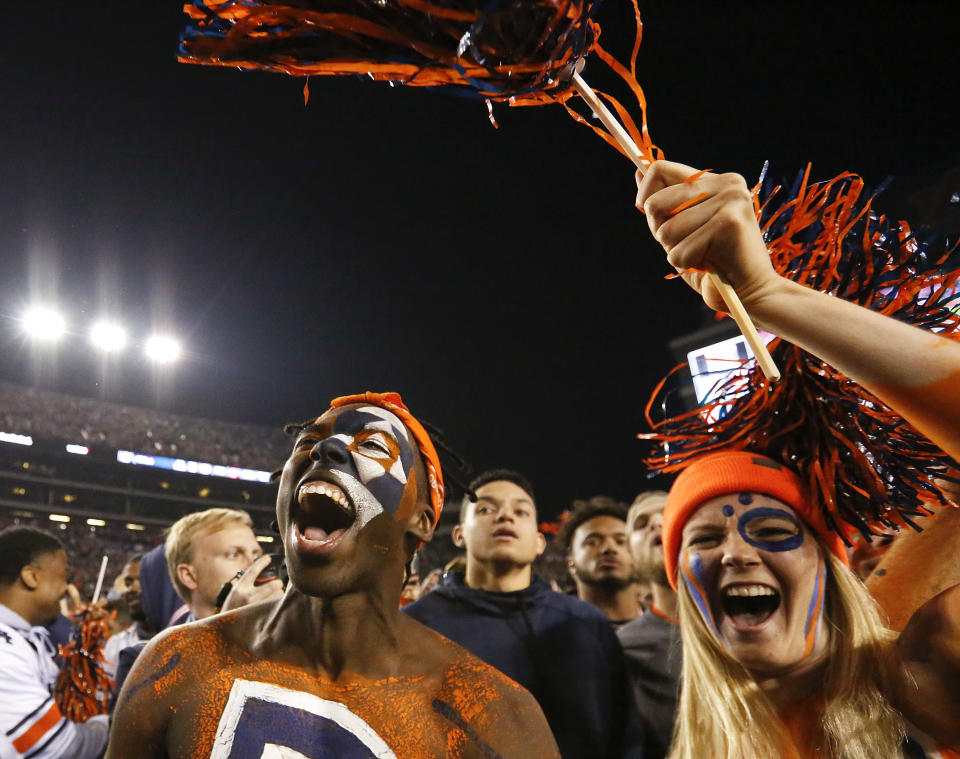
[663,451,849,590]
[324,391,445,527]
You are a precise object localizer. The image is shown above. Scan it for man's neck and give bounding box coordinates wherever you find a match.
[464,559,532,593]
[576,581,640,623]
[0,590,36,627]
[257,584,408,680]
[189,596,217,621]
[650,583,678,621]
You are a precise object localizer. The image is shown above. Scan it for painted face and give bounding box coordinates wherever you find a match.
[628,505,667,585]
[569,515,633,588]
[276,404,421,591]
[454,480,544,568]
[679,493,829,676]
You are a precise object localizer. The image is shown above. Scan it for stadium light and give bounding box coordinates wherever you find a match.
[86,518,106,527]
[90,320,127,352]
[49,514,70,523]
[125,523,145,531]
[145,335,180,364]
[22,307,66,341]
[256,535,275,543]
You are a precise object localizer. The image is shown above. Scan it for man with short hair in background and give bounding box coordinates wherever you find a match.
[164,506,282,621]
[617,491,681,759]
[559,497,640,628]
[0,526,109,758]
[404,469,644,759]
[113,508,284,699]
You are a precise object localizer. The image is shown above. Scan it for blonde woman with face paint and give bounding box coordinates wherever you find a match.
[658,451,960,759]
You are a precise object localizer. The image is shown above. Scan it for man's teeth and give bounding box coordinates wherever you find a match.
[724,584,776,597]
[298,482,348,508]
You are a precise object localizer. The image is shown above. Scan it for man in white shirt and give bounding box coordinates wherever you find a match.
[0,526,108,758]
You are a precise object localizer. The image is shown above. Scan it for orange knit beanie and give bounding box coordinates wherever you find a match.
[663,451,849,589]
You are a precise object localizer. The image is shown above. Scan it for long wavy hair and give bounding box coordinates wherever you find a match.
[668,544,905,759]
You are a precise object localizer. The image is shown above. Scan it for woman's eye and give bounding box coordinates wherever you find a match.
[688,534,721,547]
[754,528,794,539]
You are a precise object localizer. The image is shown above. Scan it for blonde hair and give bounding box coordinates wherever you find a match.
[626,490,669,531]
[165,508,253,600]
[669,544,904,759]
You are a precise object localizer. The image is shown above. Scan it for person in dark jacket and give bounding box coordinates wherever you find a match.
[404,469,644,759]
[617,491,681,759]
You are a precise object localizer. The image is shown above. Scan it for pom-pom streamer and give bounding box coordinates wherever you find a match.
[641,166,960,541]
[55,611,112,722]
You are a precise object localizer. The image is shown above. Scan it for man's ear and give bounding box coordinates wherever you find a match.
[177,564,199,592]
[536,532,547,558]
[452,524,465,548]
[406,505,434,546]
[19,565,40,591]
[566,555,577,578]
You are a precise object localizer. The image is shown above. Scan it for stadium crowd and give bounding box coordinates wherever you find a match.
[0,382,289,471]
[0,162,958,758]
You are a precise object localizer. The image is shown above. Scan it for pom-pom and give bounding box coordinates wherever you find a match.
[641,165,960,541]
[179,0,661,163]
[55,611,113,722]
[179,0,602,102]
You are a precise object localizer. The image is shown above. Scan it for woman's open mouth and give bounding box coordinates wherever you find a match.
[293,480,356,554]
[720,583,781,629]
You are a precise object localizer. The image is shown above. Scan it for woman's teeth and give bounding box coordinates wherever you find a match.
[724,584,776,597]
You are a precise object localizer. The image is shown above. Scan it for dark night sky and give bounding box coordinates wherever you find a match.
[0,2,956,516]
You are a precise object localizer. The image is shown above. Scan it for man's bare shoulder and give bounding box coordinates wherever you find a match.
[401,615,560,759]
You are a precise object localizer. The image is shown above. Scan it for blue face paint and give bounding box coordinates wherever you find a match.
[722,505,735,517]
[738,493,754,505]
[801,557,827,659]
[737,507,804,552]
[680,549,722,640]
[314,407,415,516]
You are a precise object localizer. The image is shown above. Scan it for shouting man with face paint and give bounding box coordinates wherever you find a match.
[107,392,560,759]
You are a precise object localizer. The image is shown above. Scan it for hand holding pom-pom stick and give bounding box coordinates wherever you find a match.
[572,75,781,381]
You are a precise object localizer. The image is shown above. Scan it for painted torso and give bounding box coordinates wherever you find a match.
[117,608,557,759]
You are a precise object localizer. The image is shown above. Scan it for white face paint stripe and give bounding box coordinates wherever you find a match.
[210,679,397,759]
[354,454,388,486]
[330,468,385,530]
[354,406,409,444]
[387,457,407,483]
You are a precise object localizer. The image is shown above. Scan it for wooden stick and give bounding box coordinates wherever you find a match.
[91,555,108,605]
[571,72,781,382]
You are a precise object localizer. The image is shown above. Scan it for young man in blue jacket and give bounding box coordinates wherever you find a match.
[403,469,645,759]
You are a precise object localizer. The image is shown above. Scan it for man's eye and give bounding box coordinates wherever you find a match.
[358,434,391,456]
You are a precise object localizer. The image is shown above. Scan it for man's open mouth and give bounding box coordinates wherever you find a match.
[492,528,518,539]
[295,479,356,546]
[721,583,781,628]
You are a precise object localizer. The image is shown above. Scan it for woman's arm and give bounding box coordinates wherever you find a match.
[636,160,960,462]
